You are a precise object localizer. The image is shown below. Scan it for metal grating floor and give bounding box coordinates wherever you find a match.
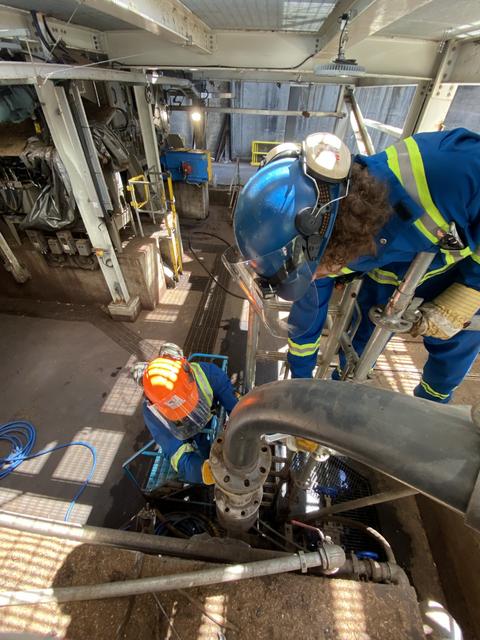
[183,246,229,356]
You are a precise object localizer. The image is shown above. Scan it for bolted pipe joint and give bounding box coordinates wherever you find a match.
[209,436,272,533]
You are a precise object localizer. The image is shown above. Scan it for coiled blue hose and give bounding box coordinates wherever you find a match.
[0,420,97,522]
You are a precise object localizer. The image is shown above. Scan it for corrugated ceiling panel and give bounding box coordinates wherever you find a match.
[181,0,338,31]
[378,0,480,40]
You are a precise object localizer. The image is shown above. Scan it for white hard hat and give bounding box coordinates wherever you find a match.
[303,132,351,182]
[263,142,301,166]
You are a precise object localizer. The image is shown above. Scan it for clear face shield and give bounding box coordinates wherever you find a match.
[223,239,319,339]
[148,360,212,441]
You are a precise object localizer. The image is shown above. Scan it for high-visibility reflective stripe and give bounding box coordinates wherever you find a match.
[368,262,456,288]
[386,138,450,245]
[403,137,450,235]
[442,246,473,265]
[367,268,400,286]
[288,337,321,357]
[170,443,195,471]
[327,266,355,279]
[420,379,450,400]
[190,362,214,406]
[472,249,480,265]
[385,145,403,184]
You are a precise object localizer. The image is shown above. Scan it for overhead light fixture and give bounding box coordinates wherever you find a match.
[314,12,366,78]
[191,110,202,122]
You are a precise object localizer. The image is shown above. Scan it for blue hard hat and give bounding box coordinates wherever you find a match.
[232,155,344,301]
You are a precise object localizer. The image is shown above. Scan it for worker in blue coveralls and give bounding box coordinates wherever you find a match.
[132,343,237,484]
[224,129,480,403]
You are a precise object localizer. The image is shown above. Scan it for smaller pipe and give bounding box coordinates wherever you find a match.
[317,515,396,565]
[171,105,345,118]
[0,551,330,607]
[303,487,418,521]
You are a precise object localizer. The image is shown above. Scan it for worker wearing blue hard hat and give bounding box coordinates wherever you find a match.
[224,129,480,403]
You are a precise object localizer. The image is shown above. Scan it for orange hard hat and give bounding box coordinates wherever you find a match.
[142,356,199,422]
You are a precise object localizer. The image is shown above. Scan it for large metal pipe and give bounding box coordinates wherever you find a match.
[0,512,284,563]
[223,380,480,517]
[0,548,345,607]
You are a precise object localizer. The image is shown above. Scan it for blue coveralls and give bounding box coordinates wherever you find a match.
[288,128,480,403]
[143,362,238,482]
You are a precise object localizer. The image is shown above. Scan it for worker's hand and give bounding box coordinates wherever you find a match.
[201,460,215,485]
[411,283,480,340]
[131,361,148,386]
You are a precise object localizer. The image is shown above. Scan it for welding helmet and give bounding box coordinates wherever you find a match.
[142,356,211,440]
[223,132,352,337]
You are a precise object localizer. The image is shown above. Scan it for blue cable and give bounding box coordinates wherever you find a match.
[0,421,97,522]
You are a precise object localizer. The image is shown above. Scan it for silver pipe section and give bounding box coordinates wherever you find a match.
[0,549,344,607]
[303,487,419,521]
[223,379,480,518]
[316,278,363,379]
[353,251,436,382]
[0,512,284,563]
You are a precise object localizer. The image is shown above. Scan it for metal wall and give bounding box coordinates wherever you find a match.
[169,81,480,160]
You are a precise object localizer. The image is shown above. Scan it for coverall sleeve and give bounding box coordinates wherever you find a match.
[142,400,205,484]
[199,362,238,412]
[287,277,335,378]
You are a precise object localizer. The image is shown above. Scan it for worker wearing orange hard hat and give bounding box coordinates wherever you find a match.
[132,347,238,484]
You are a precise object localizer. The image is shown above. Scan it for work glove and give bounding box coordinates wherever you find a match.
[411,283,480,340]
[131,361,148,386]
[201,460,215,485]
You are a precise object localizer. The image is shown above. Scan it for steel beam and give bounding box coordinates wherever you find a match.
[450,40,480,84]
[106,30,436,84]
[170,106,345,118]
[363,118,402,138]
[0,61,147,85]
[344,87,375,155]
[36,82,134,306]
[0,232,30,283]
[83,0,214,54]
[402,40,460,135]
[0,6,105,54]
[315,0,433,59]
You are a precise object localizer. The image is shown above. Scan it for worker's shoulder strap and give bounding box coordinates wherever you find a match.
[190,362,214,405]
[385,137,472,265]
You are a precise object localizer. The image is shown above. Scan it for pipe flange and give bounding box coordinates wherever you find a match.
[214,486,262,531]
[368,305,413,333]
[209,437,272,494]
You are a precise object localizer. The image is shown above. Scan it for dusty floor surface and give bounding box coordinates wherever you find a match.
[0,528,426,640]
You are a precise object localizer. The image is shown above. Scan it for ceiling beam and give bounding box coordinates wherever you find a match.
[0,61,147,85]
[105,30,438,83]
[0,5,105,54]
[82,0,214,54]
[315,0,434,59]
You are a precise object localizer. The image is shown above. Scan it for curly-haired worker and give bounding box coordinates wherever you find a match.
[225,129,480,403]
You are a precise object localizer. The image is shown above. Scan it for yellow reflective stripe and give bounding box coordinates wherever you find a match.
[472,251,480,265]
[190,362,214,406]
[404,137,449,235]
[340,267,355,275]
[413,218,438,244]
[367,268,400,286]
[368,262,456,287]
[420,263,454,283]
[288,337,321,357]
[170,443,195,472]
[420,379,450,400]
[385,145,403,184]
[442,246,473,265]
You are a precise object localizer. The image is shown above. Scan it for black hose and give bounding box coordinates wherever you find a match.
[223,379,480,519]
[187,232,246,300]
